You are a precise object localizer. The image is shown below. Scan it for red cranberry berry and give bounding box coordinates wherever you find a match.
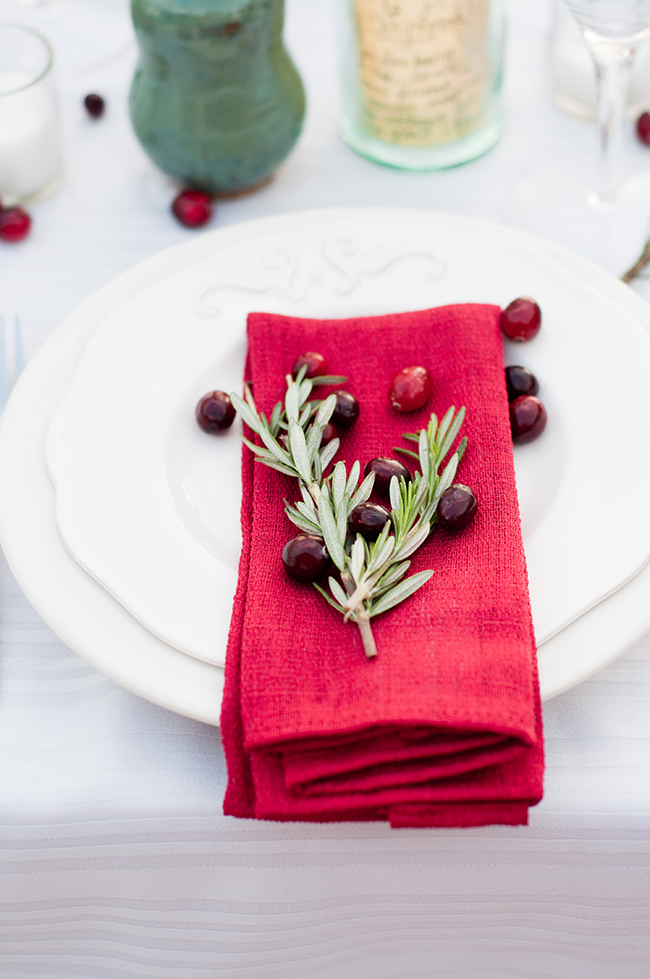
[349,503,390,541]
[505,365,539,402]
[437,484,478,531]
[388,365,432,413]
[510,395,547,443]
[84,93,105,118]
[306,420,338,447]
[172,190,213,228]
[0,207,31,243]
[292,351,328,379]
[364,457,412,497]
[500,297,541,342]
[637,111,650,146]
[320,421,338,445]
[282,534,330,582]
[331,390,360,429]
[195,390,236,433]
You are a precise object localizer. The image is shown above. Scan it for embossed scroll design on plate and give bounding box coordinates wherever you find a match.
[193,230,446,316]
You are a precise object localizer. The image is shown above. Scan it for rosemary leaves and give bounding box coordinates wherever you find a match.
[231,368,470,659]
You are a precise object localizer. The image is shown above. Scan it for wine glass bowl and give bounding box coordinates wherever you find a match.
[563,0,650,40]
[506,0,650,275]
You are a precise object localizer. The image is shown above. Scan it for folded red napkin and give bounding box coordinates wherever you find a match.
[221,304,544,828]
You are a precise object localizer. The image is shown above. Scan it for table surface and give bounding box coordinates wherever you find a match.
[1,1,650,977]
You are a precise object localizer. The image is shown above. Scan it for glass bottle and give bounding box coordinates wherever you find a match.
[130,0,306,195]
[338,0,506,170]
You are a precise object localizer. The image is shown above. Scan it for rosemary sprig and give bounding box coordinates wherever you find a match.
[231,372,468,659]
[230,366,345,499]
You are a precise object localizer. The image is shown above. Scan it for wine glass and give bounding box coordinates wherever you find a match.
[506,0,650,275]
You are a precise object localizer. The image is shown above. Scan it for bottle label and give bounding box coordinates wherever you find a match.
[354,0,491,147]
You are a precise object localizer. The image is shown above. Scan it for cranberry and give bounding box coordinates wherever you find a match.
[321,421,338,445]
[195,390,236,433]
[388,365,432,413]
[637,111,650,145]
[84,93,105,118]
[305,420,337,447]
[331,390,360,429]
[500,297,541,342]
[292,351,328,379]
[364,457,412,497]
[505,365,539,402]
[0,207,31,243]
[349,503,390,541]
[510,395,547,443]
[437,484,478,531]
[282,534,330,582]
[171,190,213,228]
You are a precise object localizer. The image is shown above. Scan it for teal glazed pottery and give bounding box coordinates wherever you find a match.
[129,0,306,194]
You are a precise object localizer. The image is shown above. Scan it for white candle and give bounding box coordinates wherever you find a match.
[0,69,62,201]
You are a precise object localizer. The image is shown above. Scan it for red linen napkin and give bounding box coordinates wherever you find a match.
[221,305,544,828]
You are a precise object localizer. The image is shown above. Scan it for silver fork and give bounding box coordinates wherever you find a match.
[0,314,25,415]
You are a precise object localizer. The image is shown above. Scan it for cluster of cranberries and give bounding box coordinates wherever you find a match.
[292,351,361,442]
[0,200,31,243]
[199,300,550,585]
[283,352,357,579]
[282,473,479,584]
[196,353,480,582]
[278,354,478,582]
[199,344,527,584]
[500,297,547,444]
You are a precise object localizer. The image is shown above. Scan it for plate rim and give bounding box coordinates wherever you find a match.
[2,206,650,723]
[44,210,650,663]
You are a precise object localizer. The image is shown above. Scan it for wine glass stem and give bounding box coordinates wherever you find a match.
[582,31,637,206]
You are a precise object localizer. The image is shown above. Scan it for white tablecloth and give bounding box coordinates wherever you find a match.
[1,1,650,976]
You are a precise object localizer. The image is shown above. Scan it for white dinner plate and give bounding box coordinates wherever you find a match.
[45,209,650,666]
[1,209,650,724]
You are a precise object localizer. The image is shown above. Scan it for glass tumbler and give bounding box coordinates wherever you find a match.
[0,24,63,203]
[338,0,506,170]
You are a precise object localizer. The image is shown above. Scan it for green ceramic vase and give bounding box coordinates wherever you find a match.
[129,0,306,194]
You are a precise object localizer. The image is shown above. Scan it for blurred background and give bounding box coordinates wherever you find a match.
[2,0,650,362]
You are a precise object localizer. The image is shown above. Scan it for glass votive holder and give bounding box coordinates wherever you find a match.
[0,24,63,204]
[338,0,506,171]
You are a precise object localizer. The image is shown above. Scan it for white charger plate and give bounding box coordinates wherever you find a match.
[1,208,650,724]
[45,209,650,666]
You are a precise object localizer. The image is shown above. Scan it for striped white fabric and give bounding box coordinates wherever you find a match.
[3,543,650,976]
[1,0,650,975]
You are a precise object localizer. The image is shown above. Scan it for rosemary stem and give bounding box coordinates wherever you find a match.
[622,237,650,283]
[309,482,321,503]
[341,571,377,658]
[357,610,378,659]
